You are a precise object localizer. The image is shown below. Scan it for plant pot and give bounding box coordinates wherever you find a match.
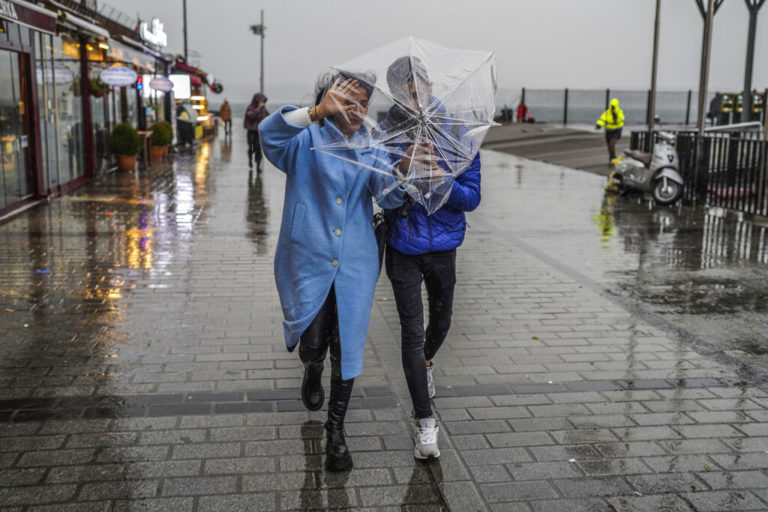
[115,154,136,172]
[91,90,105,98]
[150,145,165,160]
[162,145,169,157]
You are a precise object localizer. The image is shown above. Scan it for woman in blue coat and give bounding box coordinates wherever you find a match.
[259,75,405,471]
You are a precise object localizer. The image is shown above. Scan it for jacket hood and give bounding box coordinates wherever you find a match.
[610,98,620,109]
[251,93,267,106]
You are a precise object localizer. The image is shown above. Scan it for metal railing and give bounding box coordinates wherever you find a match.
[521,88,767,126]
[631,130,768,216]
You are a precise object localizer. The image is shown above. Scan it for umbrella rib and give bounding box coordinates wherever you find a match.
[425,121,477,162]
[426,52,496,114]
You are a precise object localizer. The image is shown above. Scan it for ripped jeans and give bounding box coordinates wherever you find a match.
[385,246,456,419]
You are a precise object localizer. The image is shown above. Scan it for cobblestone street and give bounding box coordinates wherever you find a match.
[1,129,768,511]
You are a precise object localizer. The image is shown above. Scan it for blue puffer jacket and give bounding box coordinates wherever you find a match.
[385,153,481,255]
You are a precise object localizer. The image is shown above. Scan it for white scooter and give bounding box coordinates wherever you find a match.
[608,132,684,205]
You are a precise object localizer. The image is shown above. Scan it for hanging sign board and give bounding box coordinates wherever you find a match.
[149,76,174,92]
[100,65,138,87]
[36,64,75,85]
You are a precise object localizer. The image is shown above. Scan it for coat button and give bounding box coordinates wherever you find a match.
[336,198,342,205]
[334,229,341,236]
[332,259,339,267]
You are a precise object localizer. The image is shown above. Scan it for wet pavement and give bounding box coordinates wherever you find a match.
[0,128,768,510]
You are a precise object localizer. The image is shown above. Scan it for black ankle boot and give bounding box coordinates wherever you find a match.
[325,428,352,471]
[324,375,354,471]
[301,362,325,411]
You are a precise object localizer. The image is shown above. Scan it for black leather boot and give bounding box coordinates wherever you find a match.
[324,375,354,471]
[301,361,324,411]
[324,339,354,471]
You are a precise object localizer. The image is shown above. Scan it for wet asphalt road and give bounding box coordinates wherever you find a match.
[475,150,768,380]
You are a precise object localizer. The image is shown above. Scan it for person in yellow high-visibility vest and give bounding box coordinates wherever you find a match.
[595,98,625,163]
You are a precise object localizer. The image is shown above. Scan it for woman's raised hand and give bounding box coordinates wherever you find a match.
[315,79,360,120]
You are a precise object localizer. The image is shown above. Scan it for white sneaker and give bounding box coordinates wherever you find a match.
[426,364,436,399]
[414,418,440,460]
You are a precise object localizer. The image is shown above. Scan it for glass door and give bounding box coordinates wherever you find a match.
[0,49,33,209]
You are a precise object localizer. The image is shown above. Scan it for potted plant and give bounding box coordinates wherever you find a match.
[89,77,107,98]
[109,122,142,172]
[149,121,173,159]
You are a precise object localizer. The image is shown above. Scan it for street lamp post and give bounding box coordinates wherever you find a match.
[648,0,661,136]
[183,0,188,62]
[250,10,266,93]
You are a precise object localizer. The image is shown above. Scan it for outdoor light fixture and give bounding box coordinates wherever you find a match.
[192,105,204,110]
[197,115,209,121]
[190,95,205,101]
[98,42,109,50]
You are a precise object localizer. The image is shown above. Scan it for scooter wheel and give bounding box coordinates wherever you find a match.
[652,177,683,205]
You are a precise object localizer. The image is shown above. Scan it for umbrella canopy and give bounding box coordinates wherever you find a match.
[312,37,497,214]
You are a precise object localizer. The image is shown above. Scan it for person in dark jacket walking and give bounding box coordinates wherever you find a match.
[381,56,482,460]
[244,93,269,170]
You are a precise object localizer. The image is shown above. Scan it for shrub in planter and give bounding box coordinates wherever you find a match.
[109,123,142,171]
[150,121,173,159]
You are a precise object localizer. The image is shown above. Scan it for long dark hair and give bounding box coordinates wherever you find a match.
[313,71,376,127]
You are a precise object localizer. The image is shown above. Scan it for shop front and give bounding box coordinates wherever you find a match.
[0,0,56,216]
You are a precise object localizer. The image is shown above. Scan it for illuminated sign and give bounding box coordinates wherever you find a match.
[139,17,167,48]
[0,1,18,21]
[169,74,191,99]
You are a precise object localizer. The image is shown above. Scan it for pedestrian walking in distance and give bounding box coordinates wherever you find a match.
[380,56,482,461]
[259,74,406,471]
[244,93,268,171]
[220,98,232,135]
[595,98,625,163]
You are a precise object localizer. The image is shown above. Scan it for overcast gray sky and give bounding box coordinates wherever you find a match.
[111,0,768,106]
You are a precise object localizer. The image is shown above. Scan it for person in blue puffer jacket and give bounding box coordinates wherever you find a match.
[380,56,482,461]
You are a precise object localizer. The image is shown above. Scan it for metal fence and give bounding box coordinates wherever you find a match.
[522,88,734,125]
[631,130,768,216]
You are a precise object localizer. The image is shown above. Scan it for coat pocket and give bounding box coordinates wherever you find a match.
[290,203,307,243]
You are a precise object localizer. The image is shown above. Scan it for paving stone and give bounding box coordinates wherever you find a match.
[684,490,767,511]
[197,493,276,512]
[552,476,636,498]
[528,498,614,512]
[605,494,694,512]
[507,461,584,480]
[79,480,159,500]
[112,497,194,511]
[698,470,768,490]
[481,481,558,502]
[161,476,237,496]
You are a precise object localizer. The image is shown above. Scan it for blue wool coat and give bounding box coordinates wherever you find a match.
[260,106,405,379]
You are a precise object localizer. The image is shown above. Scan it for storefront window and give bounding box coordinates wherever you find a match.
[53,35,84,184]
[0,48,31,208]
[36,32,59,190]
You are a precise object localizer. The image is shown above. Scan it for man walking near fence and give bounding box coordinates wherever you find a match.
[595,98,625,164]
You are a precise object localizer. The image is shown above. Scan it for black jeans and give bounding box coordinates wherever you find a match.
[224,119,232,134]
[247,130,262,167]
[385,246,456,419]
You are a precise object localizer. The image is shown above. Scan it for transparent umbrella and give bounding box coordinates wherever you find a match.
[312,37,498,214]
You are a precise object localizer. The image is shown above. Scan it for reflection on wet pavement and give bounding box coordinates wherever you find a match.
[479,150,768,372]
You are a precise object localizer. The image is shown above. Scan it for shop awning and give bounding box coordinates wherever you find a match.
[59,11,110,39]
[1,0,57,35]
